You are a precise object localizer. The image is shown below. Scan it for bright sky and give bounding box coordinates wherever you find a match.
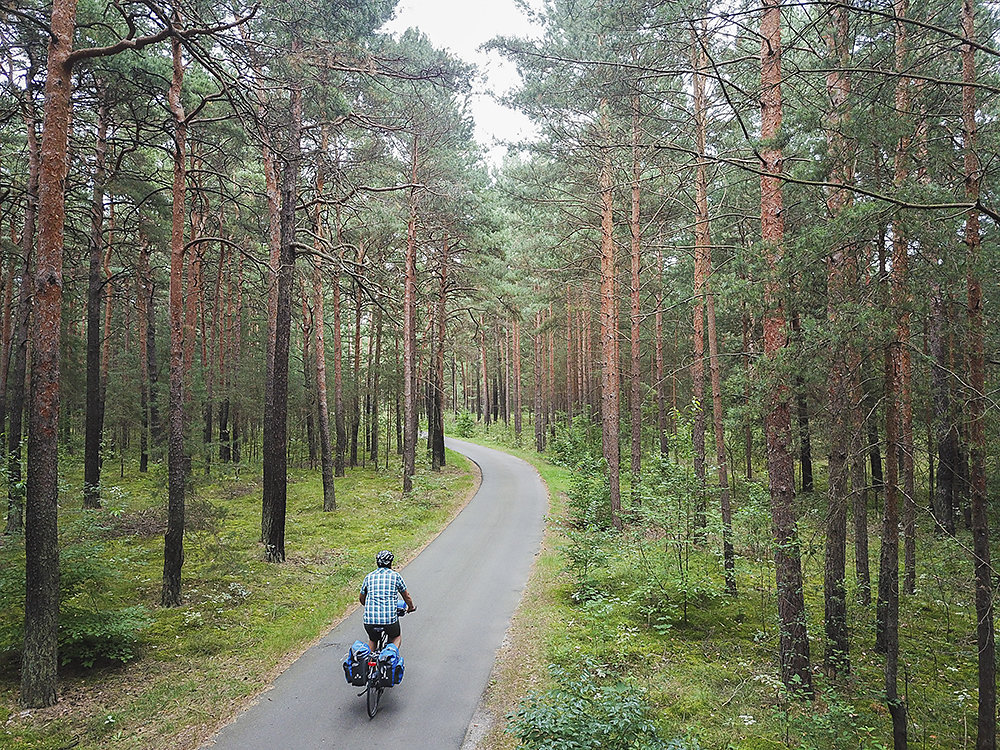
[382,0,540,165]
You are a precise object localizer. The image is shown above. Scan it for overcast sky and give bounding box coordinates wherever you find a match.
[381,0,540,164]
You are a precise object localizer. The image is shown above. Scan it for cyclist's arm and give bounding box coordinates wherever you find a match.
[400,589,416,612]
[359,579,368,606]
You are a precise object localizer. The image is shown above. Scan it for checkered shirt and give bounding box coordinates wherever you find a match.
[360,567,407,625]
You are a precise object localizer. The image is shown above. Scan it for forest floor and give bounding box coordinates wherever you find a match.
[460,424,984,750]
[1,427,985,750]
[0,448,476,750]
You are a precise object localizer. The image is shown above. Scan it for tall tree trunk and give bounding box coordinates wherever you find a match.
[655,251,668,457]
[370,305,382,465]
[565,290,574,427]
[217,241,231,464]
[312,132,336,510]
[402,136,418,493]
[823,0,853,678]
[876,8,909,744]
[692,23,734,592]
[262,43,302,563]
[789,311,814,493]
[929,287,956,535]
[301,293,316,468]
[83,91,108,509]
[760,0,812,696]
[0,250,14,460]
[867,389,884,496]
[513,315,522,437]
[481,323,492,428]
[961,2,996,744]
[878,333,907,746]
[313,254,336,511]
[890,23,916,598]
[432,236,448,470]
[137,237,151,472]
[350,244,365,468]
[742,304,754,479]
[598,107,622,531]
[162,31,188,607]
[629,93,642,490]
[101,206,114,458]
[22,0,78,708]
[691,162,707,538]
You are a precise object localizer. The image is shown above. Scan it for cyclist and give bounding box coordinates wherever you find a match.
[359,550,416,652]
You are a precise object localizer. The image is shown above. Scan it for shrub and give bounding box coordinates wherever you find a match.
[508,662,671,750]
[59,606,151,667]
[565,457,614,529]
[455,410,475,437]
[548,417,601,469]
[0,541,151,669]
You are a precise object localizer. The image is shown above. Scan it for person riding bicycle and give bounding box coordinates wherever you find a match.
[359,550,416,652]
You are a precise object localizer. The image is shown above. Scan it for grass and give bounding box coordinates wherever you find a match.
[0,447,476,750]
[456,416,986,750]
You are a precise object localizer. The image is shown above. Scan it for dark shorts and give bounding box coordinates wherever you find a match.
[364,621,400,642]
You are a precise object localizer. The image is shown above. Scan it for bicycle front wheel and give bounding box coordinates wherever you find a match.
[366,682,382,719]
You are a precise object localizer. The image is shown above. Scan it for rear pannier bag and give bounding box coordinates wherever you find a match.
[376,643,404,687]
[342,640,370,686]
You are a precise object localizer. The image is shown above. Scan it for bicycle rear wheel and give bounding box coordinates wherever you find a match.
[366,681,382,719]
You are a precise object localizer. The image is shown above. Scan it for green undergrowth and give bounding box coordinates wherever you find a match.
[0,448,474,750]
[460,416,983,750]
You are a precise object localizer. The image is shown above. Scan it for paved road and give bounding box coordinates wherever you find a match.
[202,438,547,749]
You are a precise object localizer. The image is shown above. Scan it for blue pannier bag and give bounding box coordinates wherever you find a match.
[376,643,404,687]
[343,640,370,686]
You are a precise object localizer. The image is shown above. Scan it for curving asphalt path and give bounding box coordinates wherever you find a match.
[201,437,547,749]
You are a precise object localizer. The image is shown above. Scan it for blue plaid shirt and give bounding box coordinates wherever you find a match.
[360,568,407,625]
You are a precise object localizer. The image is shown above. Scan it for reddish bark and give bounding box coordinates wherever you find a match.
[481,323,492,428]
[369,306,383,465]
[21,1,68,701]
[533,311,543,450]
[350,244,365,467]
[629,94,642,489]
[402,136,418,493]
[691,91,708,538]
[599,121,621,530]
[759,0,812,696]
[332,219,346,477]
[513,315,522,437]
[163,31,187,606]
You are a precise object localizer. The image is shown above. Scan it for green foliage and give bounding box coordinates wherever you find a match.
[0,541,151,669]
[508,662,673,750]
[548,416,602,469]
[455,410,475,437]
[58,606,151,668]
[566,456,614,529]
